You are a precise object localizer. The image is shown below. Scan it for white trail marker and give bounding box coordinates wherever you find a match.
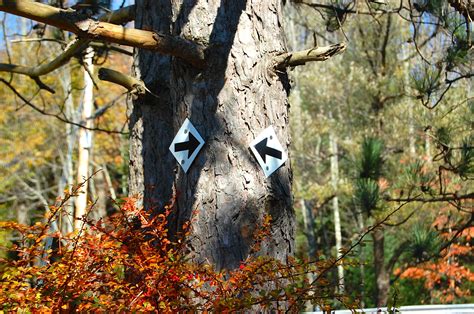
[169,118,205,173]
[250,126,288,177]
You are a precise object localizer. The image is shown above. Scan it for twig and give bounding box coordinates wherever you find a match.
[0,78,127,134]
[384,192,474,203]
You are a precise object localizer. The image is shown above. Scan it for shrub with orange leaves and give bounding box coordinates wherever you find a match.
[0,192,358,312]
[395,209,474,303]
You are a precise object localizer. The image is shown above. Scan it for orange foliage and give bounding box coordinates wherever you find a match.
[0,193,355,312]
[399,261,473,303]
[396,209,473,303]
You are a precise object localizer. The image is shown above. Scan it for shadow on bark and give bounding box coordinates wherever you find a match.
[131,0,293,271]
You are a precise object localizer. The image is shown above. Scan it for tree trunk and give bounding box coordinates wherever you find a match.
[89,165,108,221]
[129,0,294,270]
[329,128,344,293]
[357,213,366,308]
[372,227,390,307]
[74,47,94,231]
[301,199,316,257]
[408,102,416,158]
[58,64,76,235]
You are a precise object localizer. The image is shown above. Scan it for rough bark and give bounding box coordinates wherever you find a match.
[129,0,294,270]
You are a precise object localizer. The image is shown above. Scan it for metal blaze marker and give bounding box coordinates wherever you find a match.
[169,118,205,173]
[250,126,288,178]
[174,133,200,158]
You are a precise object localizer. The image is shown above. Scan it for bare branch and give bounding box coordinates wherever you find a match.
[0,4,136,87]
[0,39,87,77]
[447,0,474,19]
[387,240,410,273]
[98,67,145,96]
[0,0,206,68]
[31,76,55,94]
[89,42,133,56]
[98,4,135,25]
[0,78,127,134]
[297,0,406,15]
[274,42,347,69]
[384,192,474,203]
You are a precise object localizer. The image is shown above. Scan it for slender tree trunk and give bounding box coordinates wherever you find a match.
[402,44,416,159]
[424,110,432,163]
[119,134,128,197]
[101,163,117,201]
[301,199,316,257]
[58,65,76,235]
[408,102,416,157]
[16,203,28,225]
[373,227,389,307]
[329,128,344,292]
[129,0,294,270]
[357,212,365,308]
[89,165,107,221]
[74,47,94,231]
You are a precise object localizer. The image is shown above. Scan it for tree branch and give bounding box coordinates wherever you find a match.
[387,240,409,273]
[0,39,89,77]
[384,192,474,203]
[98,67,145,96]
[274,42,347,69]
[0,0,206,68]
[447,0,474,20]
[392,212,474,283]
[0,78,126,134]
[297,0,406,15]
[0,4,136,91]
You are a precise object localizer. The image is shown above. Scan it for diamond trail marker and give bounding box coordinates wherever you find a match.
[169,118,205,173]
[250,126,288,177]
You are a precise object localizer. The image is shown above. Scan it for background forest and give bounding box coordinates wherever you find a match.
[0,0,473,310]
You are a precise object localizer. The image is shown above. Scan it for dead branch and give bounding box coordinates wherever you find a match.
[0,0,206,68]
[274,43,347,69]
[98,67,145,96]
[0,4,136,91]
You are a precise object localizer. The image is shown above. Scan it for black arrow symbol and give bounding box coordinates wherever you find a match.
[254,137,282,163]
[174,133,200,158]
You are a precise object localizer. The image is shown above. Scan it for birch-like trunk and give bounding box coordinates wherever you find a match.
[408,102,416,157]
[357,212,365,308]
[329,128,344,293]
[74,47,94,231]
[129,0,294,270]
[58,65,76,235]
